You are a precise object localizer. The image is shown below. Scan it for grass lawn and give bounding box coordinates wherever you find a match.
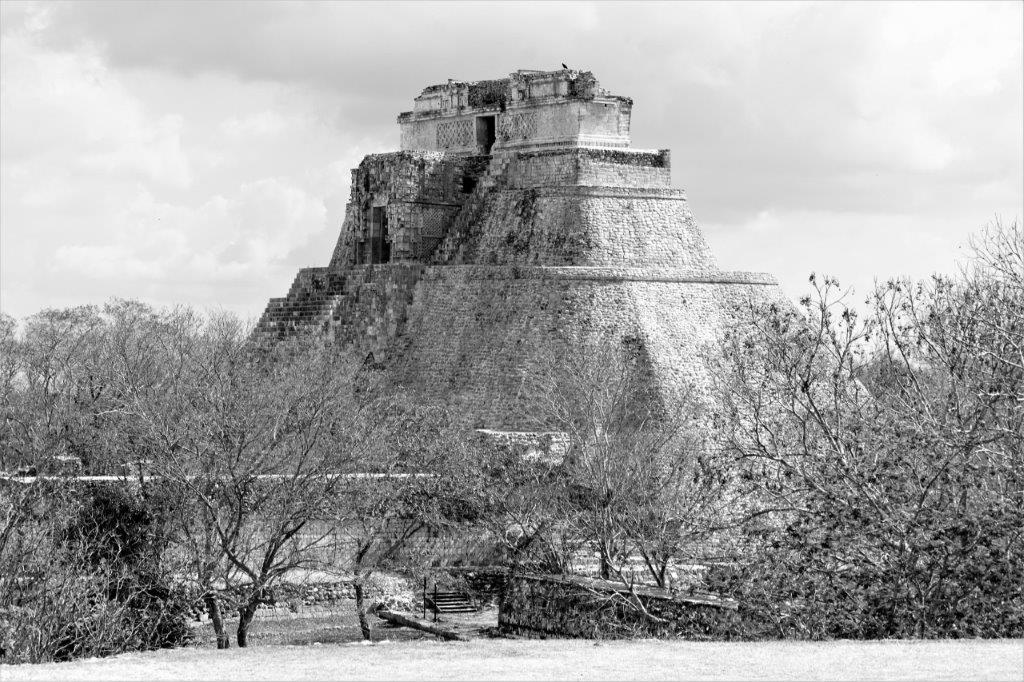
[5,637,1022,681]
[191,607,432,648]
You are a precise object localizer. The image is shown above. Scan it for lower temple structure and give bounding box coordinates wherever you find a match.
[257,69,788,427]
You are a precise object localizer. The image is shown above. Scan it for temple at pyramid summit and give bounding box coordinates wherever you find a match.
[257,68,788,427]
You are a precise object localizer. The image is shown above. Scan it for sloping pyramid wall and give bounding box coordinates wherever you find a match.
[257,146,788,429]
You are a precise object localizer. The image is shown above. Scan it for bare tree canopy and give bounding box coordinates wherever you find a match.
[712,219,1023,638]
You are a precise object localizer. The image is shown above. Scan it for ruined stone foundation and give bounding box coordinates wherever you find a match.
[257,69,788,428]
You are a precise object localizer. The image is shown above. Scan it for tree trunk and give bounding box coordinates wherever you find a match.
[353,578,372,641]
[237,599,259,648]
[599,545,612,580]
[204,593,230,649]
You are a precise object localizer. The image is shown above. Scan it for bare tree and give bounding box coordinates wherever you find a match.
[0,306,111,474]
[521,334,732,613]
[121,313,366,647]
[0,312,22,473]
[457,433,568,575]
[325,394,478,640]
[713,219,1024,638]
[1,303,195,661]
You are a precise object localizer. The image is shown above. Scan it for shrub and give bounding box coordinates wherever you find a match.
[0,482,194,664]
[713,222,1024,639]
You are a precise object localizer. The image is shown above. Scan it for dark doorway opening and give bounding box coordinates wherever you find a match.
[371,206,390,263]
[476,115,496,154]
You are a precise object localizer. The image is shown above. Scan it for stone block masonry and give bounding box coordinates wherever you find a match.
[498,573,739,639]
[256,68,791,430]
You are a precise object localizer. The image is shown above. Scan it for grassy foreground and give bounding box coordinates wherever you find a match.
[5,638,1023,681]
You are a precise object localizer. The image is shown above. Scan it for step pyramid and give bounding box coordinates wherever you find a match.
[256,69,788,429]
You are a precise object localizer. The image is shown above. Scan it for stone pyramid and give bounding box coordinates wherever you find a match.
[257,69,788,428]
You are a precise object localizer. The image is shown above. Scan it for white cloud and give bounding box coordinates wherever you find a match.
[53,243,169,280]
[0,5,368,318]
[1,1,1020,321]
[0,19,192,189]
[836,111,957,174]
[53,178,327,283]
[705,207,982,309]
[220,111,292,139]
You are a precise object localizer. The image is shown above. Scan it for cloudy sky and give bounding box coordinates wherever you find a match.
[1,1,1021,320]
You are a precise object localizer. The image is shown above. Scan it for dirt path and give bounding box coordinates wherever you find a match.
[5,638,1022,680]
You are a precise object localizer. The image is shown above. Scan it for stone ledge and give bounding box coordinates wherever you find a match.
[501,146,669,166]
[521,185,687,199]
[420,265,777,285]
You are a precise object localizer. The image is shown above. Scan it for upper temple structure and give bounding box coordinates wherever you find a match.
[257,69,788,426]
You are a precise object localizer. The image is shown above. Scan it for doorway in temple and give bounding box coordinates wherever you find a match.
[477,115,496,154]
[371,206,390,263]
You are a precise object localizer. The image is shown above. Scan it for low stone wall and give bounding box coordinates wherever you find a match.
[498,573,739,640]
[194,576,417,622]
[200,569,506,621]
[263,580,363,607]
[247,583,356,620]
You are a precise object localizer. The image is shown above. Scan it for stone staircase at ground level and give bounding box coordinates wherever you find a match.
[425,590,477,615]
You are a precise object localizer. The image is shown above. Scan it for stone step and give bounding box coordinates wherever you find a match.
[426,591,477,614]
[255,291,346,338]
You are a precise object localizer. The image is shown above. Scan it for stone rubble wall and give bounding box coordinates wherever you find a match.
[197,577,416,622]
[498,573,739,639]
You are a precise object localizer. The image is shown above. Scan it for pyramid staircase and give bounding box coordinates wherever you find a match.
[431,152,513,264]
[255,269,347,339]
[256,151,514,339]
